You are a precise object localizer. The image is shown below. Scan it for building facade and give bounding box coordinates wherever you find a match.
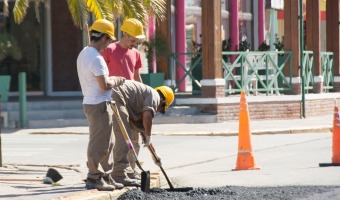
[1,0,339,100]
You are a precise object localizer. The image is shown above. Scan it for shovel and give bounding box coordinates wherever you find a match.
[141,133,193,192]
[111,101,150,193]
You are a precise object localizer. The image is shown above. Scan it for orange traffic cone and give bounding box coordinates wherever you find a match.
[319,105,340,167]
[233,91,260,170]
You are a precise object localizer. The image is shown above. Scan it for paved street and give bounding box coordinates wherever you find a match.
[0,128,339,199]
[2,133,88,166]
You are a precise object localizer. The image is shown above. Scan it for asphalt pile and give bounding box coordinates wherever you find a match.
[117,186,340,200]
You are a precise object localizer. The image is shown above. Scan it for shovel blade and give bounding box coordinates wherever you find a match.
[141,171,150,193]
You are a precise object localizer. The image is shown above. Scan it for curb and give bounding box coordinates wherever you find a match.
[153,127,333,137]
[54,172,160,200]
[54,188,130,200]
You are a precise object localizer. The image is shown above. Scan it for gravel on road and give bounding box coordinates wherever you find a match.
[118,186,340,200]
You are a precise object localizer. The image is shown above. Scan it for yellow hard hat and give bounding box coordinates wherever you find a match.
[155,86,174,113]
[120,18,145,39]
[89,19,116,40]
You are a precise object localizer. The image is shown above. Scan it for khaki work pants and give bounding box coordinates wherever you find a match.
[111,93,141,177]
[83,102,115,180]
[127,121,145,172]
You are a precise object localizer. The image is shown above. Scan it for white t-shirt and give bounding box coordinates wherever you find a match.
[77,46,111,104]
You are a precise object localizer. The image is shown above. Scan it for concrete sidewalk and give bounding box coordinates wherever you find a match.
[2,114,334,136]
[0,114,336,200]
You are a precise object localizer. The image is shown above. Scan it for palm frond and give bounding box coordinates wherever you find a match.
[66,0,88,29]
[106,0,122,22]
[13,0,29,24]
[85,0,112,21]
[148,0,166,22]
[3,0,9,17]
[121,0,146,24]
[34,0,42,23]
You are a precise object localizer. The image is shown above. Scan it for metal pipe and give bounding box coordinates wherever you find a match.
[299,0,306,118]
[19,72,27,128]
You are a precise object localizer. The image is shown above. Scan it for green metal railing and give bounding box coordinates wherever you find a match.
[222,51,292,95]
[301,51,334,92]
[170,51,293,95]
[321,52,334,91]
[169,52,202,91]
[302,51,314,93]
[169,50,334,95]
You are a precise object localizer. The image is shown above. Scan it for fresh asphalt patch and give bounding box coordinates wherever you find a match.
[117,186,340,200]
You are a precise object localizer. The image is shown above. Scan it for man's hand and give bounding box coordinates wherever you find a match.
[110,76,125,86]
[152,151,162,167]
[143,136,152,147]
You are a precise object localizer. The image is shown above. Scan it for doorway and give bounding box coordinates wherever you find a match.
[0,2,45,94]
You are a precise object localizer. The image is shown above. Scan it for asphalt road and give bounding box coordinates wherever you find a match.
[0,132,339,199]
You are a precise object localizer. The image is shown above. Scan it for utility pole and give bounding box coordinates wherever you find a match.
[299,0,306,118]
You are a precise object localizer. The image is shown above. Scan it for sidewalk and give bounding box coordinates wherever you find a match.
[0,114,336,200]
[2,114,334,136]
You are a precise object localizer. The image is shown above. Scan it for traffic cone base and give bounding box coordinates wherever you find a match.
[233,152,260,171]
[319,163,340,167]
[333,155,340,164]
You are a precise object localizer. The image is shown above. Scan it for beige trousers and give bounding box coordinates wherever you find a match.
[110,91,139,178]
[83,102,115,180]
[127,121,145,172]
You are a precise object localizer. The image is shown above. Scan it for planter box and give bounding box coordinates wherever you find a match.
[141,72,165,88]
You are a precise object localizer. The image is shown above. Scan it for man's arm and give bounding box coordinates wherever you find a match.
[134,68,143,83]
[142,110,153,137]
[96,75,125,91]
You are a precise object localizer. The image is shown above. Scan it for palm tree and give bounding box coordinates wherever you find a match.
[10,0,166,29]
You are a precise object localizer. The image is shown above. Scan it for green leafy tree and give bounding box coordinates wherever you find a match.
[141,34,169,73]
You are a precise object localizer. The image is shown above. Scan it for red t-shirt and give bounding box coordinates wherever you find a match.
[101,42,143,80]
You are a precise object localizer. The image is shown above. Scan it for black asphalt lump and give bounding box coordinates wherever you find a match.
[117,186,340,200]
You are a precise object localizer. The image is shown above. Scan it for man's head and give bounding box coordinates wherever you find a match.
[89,19,116,49]
[120,18,145,49]
[90,19,116,40]
[155,86,175,114]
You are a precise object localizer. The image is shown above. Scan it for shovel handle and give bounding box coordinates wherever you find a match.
[111,101,145,172]
[141,133,175,190]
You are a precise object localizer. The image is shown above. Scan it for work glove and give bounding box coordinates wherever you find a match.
[110,76,125,87]
[143,136,152,147]
[152,152,162,167]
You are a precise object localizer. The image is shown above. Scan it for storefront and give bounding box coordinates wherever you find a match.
[0,1,82,97]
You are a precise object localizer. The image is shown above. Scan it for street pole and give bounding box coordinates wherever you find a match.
[19,72,27,128]
[299,0,306,118]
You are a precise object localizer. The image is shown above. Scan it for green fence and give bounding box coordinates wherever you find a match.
[301,51,334,93]
[169,52,202,92]
[302,51,314,93]
[321,52,334,92]
[222,51,292,95]
[170,51,293,96]
[169,50,334,96]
